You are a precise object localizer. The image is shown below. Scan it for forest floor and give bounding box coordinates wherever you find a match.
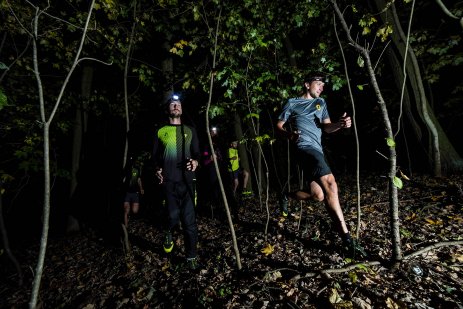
[1,173,463,308]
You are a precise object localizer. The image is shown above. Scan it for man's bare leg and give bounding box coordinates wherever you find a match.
[123,202,130,226]
[242,170,250,191]
[280,182,322,216]
[286,190,310,200]
[318,174,349,234]
[284,176,349,236]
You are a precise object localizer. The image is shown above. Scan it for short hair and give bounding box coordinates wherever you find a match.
[163,93,182,113]
[304,72,326,84]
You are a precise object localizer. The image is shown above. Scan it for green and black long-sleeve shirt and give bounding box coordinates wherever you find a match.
[153,124,200,184]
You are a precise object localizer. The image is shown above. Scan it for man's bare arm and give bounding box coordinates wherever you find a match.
[323,112,351,133]
[277,120,299,141]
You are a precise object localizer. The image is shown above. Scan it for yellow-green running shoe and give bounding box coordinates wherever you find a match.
[279,194,288,217]
[163,232,174,253]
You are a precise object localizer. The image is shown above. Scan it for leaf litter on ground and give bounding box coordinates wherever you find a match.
[0,174,462,308]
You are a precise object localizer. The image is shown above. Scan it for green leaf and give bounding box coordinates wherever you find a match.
[386,138,396,147]
[0,62,8,70]
[348,271,358,283]
[209,105,224,118]
[255,134,270,143]
[356,263,369,271]
[393,176,403,189]
[400,228,412,237]
[357,55,364,67]
[244,113,259,120]
[0,89,7,110]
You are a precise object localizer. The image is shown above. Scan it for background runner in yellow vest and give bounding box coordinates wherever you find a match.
[228,141,251,196]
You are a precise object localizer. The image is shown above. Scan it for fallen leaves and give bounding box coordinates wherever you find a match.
[260,243,274,256]
[329,288,353,308]
[452,253,463,263]
[0,174,462,308]
[262,270,282,282]
[425,218,443,225]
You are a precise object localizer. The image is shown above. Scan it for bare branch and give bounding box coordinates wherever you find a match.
[403,240,463,260]
[47,0,101,124]
[6,0,33,37]
[434,0,463,29]
[434,0,459,19]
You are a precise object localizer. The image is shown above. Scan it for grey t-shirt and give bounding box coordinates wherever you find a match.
[278,97,330,153]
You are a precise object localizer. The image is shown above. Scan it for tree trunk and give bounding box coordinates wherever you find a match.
[330,0,403,262]
[122,1,138,170]
[205,9,242,269]
[283,35,298,193]
[375,0,463,175]
[70,66,92,197]
[67,65,93,233]
[233,112,252,192]
[247,116,266,197]
[30,2,97,307]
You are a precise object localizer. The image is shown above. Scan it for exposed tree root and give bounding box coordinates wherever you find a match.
[402,240,463,260]
[286,240,463,282]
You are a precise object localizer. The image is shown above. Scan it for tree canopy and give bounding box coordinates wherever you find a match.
[1,0,462,240]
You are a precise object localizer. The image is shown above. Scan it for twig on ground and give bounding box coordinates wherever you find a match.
[403,240,463,260]
[288,240,463,282]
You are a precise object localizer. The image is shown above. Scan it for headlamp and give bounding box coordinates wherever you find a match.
[306,76,325,83]
[166,93,181,104]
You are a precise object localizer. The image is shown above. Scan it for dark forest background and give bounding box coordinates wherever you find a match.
[1,0,462,248]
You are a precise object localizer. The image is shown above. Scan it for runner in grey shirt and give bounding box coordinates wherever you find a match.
[278,96,329,153]
[276,73,366,258]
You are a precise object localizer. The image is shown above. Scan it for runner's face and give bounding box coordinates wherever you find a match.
[306,81,324,98]
[169,101,182,117]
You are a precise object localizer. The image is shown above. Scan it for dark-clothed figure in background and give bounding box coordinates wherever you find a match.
[228,140,251,196]
[199,126,224,210]
[276,73,366,258]
[122,157,144,227]
[153,94,201,270]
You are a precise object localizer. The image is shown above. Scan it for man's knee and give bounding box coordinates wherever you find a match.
[320,174,338,192]
[292,190,324,202]
[312,192,324,202]
[132,203,140,214]
[308,181,325,201]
